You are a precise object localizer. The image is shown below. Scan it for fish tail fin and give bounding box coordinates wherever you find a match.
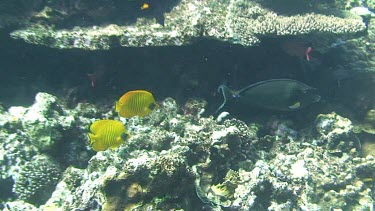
[115,101,121,112]
[88,133,96,145]
[216,84,234,114]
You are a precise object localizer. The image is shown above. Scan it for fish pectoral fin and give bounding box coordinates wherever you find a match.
[288,102,301,109]
[110,144,121,150]
[116,136,125,144]
[109,137,124,150]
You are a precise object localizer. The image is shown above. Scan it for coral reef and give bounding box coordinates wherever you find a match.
[1,93,369,210]
[354,109,375,135]
[315,112,356,151]
[18,92,74,151]
[8,0,366,49]
[353,108,375,157]
[317,8,375,115]
[0,92,100,209]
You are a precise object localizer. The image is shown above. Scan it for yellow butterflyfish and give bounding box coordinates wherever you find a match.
[115,90,159,118]
[88,120,130,152]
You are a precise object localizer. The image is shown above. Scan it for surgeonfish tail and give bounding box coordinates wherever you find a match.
[216,84,234,114]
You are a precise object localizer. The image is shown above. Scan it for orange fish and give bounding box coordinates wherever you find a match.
[115,90,159,118]
[141,3,149,10]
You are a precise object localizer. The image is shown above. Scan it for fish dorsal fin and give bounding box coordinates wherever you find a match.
[237,79,314,93]
[89,120,106,132]
[216,85,235,114]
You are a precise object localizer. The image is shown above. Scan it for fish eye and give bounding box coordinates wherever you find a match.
[121,133,129,140]
[149,103,157,110]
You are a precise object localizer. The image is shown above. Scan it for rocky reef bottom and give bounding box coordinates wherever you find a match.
[0,92,374,210]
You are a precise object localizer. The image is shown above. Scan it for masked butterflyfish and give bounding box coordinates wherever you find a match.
[88,120,130,152]
[216,79,321,113]
[115,90,159,118]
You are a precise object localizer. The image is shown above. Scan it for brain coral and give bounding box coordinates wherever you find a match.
[12,155,62,206]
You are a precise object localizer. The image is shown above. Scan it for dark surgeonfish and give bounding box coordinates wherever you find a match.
[216,79,321,113]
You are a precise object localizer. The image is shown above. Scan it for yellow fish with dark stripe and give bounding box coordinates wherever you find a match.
[88,120,130,152]
[115,90,159,118]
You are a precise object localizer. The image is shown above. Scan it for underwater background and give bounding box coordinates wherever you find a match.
[0,0,375,210]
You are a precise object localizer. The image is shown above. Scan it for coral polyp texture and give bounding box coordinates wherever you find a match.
[12,155,62,206]
[9,0,366,50]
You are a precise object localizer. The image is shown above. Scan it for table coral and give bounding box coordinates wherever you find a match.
[9,0,366,50]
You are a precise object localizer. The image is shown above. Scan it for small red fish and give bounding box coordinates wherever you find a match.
[87,74,96,88]
[305,47,312,61]
[281,41,312,61]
